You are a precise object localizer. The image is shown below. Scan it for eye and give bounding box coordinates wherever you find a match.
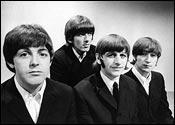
[106,53,116,58]
[120,53,127,58]
[40,52,49,57]
[77,33,92,37]
[79,33,86,36]
[150,53,157,57]
[19,52,29,57]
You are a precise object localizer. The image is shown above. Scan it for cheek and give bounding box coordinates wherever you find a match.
[136,58,144,64]
[87,35,93,40]
[41,59,51,66]
[14,60,28,71]
[74,38,82,45]
[121,59,127,65]
[104,59,113,67]
[41,60,51,71]
[152,60,158,66]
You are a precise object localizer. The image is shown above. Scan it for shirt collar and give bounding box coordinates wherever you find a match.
[132,66,152,85]
[100,70,120,95]
[72,47,87,62]
[14,76,46,105]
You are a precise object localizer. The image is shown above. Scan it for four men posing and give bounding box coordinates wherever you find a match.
[1,15,174,124]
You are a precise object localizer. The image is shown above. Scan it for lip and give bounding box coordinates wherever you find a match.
[28,71,42,75]
[111,67,123,70]
[83,44,90,47]
[143,64,152,68]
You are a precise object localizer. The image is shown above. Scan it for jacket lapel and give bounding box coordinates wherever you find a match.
[5,77,34,123]
[126,69,148,97]
[148,72,160,103]
[91,73,118,110]
[66,45,80,63]
[118,75,134,110]
[37,78,57,123]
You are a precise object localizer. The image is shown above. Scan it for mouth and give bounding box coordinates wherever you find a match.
[83,44,90,48]
[28,71,42,75]
[111,67,123,71]
[143,64,152,68]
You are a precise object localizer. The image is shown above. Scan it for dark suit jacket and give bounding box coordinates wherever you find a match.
[50,44,96,87]
[74,72,139,124]
[1,76,77,124]
[125,69,174,124]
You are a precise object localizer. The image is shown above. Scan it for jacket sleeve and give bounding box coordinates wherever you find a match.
[158,74,174,124]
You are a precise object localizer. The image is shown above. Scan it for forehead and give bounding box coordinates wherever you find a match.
[105,49,127,54]
[18,46,48,51]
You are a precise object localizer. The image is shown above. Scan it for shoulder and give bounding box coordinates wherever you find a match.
[54,44,68,57]
[89,45,96,53]
[90,44,96,50]
[151,71,163,78]
[151,71,165,85]
[52,45,72,64]
[1,77,17,103]
[121,74,136,83]
[46,78,73,95]
[120,74,137,90]
[74,74,95,92]
[124,69,133,77]
[1,77,14,91]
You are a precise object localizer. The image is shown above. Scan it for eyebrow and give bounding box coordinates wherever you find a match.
[38,48,48,52]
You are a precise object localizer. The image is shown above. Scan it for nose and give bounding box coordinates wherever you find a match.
[114,56,121,66]
[84,33,91,43]
[30,55,39,68]
[145,54,151,62]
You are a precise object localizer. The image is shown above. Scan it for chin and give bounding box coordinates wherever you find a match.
[27,77,45,85]
[83,48,90,52]
[111,73,121,78]
[142,68,152,72]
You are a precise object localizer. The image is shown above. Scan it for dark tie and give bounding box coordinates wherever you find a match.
[113,82,119,104]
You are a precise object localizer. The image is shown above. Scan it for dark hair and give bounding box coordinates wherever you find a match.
[64,15,95,45]
[93,34,130,69]
[3,24,54,73]
[96,34,130,57]
[131,37,162,64]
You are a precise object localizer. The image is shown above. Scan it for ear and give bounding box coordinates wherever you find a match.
[7,62,15,69]
[95,53,101,65]
[67,40,72,44]
[155,58,159,66]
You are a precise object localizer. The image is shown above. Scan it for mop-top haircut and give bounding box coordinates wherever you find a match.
[64,15,95,44]
[3,24,54,73]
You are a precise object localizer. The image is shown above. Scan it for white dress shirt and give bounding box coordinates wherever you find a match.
[132,66,151,95]
[14,76,46,123]
[72,47,87,62]
[100,71,120,95]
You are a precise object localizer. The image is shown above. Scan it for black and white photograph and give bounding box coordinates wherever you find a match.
[1,1,174,124]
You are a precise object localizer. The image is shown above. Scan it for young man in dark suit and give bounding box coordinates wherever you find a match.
[74,34,139,124]
[125,37,174,124]
[1,24,77,124]
[50,15,96,87]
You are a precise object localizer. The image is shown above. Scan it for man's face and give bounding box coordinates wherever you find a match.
[99,50,128,80]
[11,46,51,90]
[135,52,158,75]
[72,33,93,55]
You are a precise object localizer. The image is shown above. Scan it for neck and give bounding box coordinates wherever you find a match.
[101,69,119,80]
[73,47,85,56]
[135,65,150,78]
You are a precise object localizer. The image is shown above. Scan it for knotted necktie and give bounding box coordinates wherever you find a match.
[113,82,119,104]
